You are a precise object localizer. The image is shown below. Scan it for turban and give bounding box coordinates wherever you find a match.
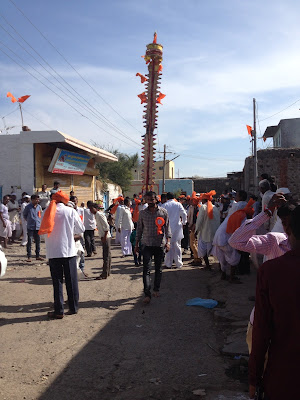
[38,191,70,236]
[226,199,255,234]
[132,198,141,223]
[111,196,124,215]
[202,190,216,219]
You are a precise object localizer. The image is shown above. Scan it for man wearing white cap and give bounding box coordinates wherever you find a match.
[20,195,31,246]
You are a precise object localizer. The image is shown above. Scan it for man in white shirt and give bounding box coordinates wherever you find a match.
[39,191,85,319]
[195,192,220,268]
[259,179,275,231]
[70,196,87,277]
[114,197,124,244]
[161,192,187,268]
[20,195,30,246]
[84,200,97,257]
[117,197,134,256]
[89,203,112,279]
[37,184,51,210]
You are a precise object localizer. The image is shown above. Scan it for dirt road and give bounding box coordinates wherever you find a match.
[0,238,251,400]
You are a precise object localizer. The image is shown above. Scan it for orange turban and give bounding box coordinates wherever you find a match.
[226,199,255,234]
[132,198,141,223]
[111,196,124,215]
[202,190,216,219]
[38,191,70,236]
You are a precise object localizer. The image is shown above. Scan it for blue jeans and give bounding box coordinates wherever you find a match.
[27,229,40,259]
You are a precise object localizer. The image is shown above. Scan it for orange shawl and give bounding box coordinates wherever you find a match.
[38,191,70,236]
[202,190,216,219]
[132,198,141,223]
[226,199,255,234]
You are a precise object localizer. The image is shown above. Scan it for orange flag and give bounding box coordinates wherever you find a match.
[7,92,17,103]
[136,73,147,83]
[18,95,30,103]
[138,92,148,104]
[246,125,253,136]
[153,32,157,44]
[158,64,163,73]
[157,93,166,104]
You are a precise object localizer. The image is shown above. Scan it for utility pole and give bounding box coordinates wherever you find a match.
[157,144,172,193]
[253,98,258,194]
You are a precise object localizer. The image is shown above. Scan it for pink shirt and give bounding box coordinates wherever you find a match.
[228,211,290,261]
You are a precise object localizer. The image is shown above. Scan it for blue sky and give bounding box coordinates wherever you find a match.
[1,0,300,177]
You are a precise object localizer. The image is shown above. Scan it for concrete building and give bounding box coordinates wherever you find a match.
[0,130,117,203]
[263,118,300,148]
[128,160,175,197]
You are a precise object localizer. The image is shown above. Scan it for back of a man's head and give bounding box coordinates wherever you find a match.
[259,179,271,193]
[238,190,247,202]
[166,192,174,200]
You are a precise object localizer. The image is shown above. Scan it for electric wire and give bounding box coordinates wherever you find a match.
[259,98,300,122]
[0,17,142,147]
[8,0,144,136]
[1,106,19,119]
[0,46,141,149]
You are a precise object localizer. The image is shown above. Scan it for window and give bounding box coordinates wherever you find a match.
[159,166,163,170]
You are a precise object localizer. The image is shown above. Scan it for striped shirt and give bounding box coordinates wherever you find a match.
[136,206,171,247]
[228,211,290,261]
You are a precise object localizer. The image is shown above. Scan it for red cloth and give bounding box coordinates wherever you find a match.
[249,248,300,399]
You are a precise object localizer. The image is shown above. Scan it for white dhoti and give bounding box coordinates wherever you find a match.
[115,230,121,244]
[197,238,213,258]
[212,244,241,274]
[165,239,182,268]
[21,217,28,245]
[120,229,132,255]
[0,220,12,238]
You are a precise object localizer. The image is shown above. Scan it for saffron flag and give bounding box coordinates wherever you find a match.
[138,92,148,104]
[18,95,30,103]
[136,73,147,83]
[7,92,17,103]
[246,125,253,136]
[156,92,166,104]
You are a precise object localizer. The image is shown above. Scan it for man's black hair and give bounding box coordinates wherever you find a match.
[31,194,39,200]
[277,200,299,219]
[86,200,93,207]
[166,192,174,200]
[124,197,131,206]
[161,193,167,201]
[88,202,99,209]
[238,190,247,202]
[70,196,77,202]
[144,191,157,198]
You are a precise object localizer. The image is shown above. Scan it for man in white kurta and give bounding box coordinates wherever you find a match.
[195,196,220,268]
[117,198,134,256]
[162,192,187,268]
[114,198,124,244]
[20,195,31,246]
[212,190,248,279]
[40,191,85,318]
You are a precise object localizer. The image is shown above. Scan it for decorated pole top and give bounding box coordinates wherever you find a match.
[136,33,165,193]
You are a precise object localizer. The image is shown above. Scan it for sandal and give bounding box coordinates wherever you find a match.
[47,311,64,319]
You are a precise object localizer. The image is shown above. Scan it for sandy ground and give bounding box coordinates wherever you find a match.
[0,236,253,400]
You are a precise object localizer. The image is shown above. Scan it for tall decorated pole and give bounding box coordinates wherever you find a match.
[137,33,165,194]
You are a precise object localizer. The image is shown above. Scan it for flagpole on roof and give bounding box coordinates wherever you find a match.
[19,103,24,127]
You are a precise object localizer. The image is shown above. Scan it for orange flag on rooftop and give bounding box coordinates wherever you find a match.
[7,92,17,103]
[138,92,148,104]
[246,125,253,136]
[18,95,30,103]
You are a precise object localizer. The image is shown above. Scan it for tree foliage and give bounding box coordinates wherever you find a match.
[93,144,140,192]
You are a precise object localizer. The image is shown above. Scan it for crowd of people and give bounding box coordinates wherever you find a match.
[0,173,299,399]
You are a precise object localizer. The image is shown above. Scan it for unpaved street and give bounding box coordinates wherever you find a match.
[0,237,251,400]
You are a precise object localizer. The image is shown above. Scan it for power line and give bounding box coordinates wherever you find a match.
[0,46,141,149]
[21,106,54,130]
[1,106,19,119]
[8,0,143,136]
[259,98,300,122]
[0,16,142,147]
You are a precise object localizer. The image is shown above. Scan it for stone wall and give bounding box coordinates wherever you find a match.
[192,172,243,196]
[244,147,300,195]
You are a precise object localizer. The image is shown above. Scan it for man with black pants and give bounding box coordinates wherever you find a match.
[39,191,85,319]
[23,194,43,262]
[135,191,171,304]
[84,200,97,257]
[89,203,112,280]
